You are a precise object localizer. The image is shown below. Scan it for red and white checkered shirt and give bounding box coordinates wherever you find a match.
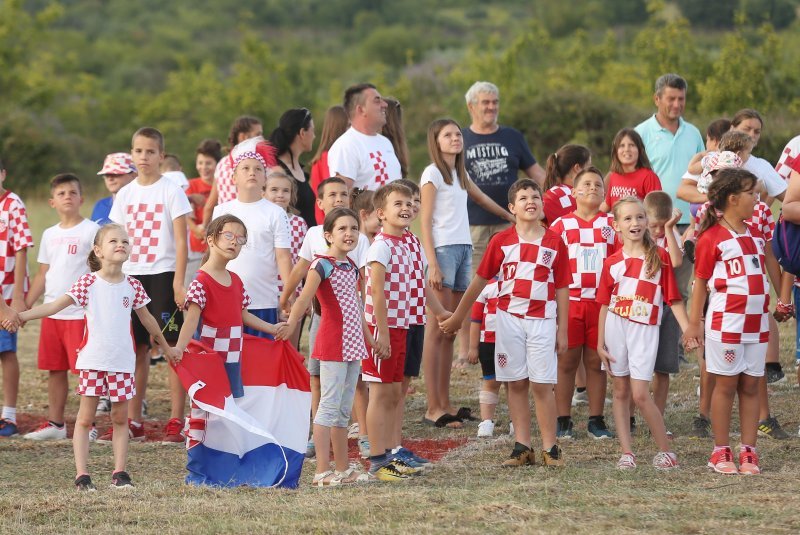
[550,213,618,302]
[543,184,576,226]
[0,191,32,302]
[775,135,800,181]
[695,223,769,344]
[215,156,237,204]
[597,247,680,326]
[476,227,571,320]
[695,201,774,241]
[278,213,309,296]
[472,279,500,343]
[365,231,412,329]
[402,229,427,326]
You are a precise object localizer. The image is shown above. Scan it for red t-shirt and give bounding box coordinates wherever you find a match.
[185,178,214,253]
[542,185,576,226]
[604,168,662,209]
[309,152,330,225]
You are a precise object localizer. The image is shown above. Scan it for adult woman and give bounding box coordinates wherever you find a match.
[731,109,786,203]
[269,108,317,227]
[310,106,349,224]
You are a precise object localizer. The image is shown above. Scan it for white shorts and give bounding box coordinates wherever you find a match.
[705,338,766,377]
[494,309,557,383]
[604,313,659,381]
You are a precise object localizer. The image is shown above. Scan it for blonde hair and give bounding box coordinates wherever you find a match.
[87,224,126,272]
[612,197,661,279]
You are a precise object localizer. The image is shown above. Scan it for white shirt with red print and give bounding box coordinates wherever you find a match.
[0,191,32,303]
[38,218,100,320]
[695,223,769,344]
[327,127,401,191]
[695,201,774,241]
[109,178,192,276]
[67,273,150,373]
[550,213,618,302]
[597,247,680,326]
[402,229,427,326]
[364,231,412,329]
[472,279,500,343]
[476,227,571,320]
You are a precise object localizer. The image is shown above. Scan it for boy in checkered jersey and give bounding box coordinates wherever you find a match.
[0,156,32,437]
[441,179,571,467]
[469,277,505,438]
[107,127,192,444]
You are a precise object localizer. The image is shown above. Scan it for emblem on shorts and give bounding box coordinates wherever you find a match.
[497,353,507,368]
[122,297,130,308]
[724,349,735,364]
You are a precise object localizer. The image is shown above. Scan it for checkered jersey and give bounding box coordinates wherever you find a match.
[695,223,769,343]
[471,279,500,343]
[695,201,774,241]
[215,156,237,203]
[0,191,33,302]
[402,229,427,326]
[775,136,800,180]
[365,232,412,328]
[278,213,309,296]
[68,273,149,309]
[543,185,576,226]
[185,278,251,311]
[550,213,617,301]
[597,247,679,326]
[476,227,571,320]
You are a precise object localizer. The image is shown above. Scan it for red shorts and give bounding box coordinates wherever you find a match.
[362,326,407,383]
[77,370,136,402]
[568,301,600,350]
[37,317,85,372]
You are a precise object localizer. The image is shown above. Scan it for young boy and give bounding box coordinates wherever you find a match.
[91,153,137,225]
[441,179,570,467]
[0,156,33,437]
[185,140,222,287]
[160,154,190,191]
[23,175,100,440]
[104,127,192,444]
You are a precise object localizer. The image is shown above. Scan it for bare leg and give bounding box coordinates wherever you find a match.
[479,379,502,421]
[1,352,19,410]
[738,375,760,446]
[47,370,69,423]
[313,424,332,475]
[612,377,632,453]
[555,347,581,417]
[110,400,130,473]
[331,426,349,472]
[73,395,100,477]
[710,374,739,448]
[128,344,149,422]
[168,365,186,420]
[583,348,607,417]
[353,377,368,437]
[698,351,713,418]
[652,372,669,416]
[507,380,531,447]
[631,378,670,452]
[531,382,557,451]
[366,383,400,458]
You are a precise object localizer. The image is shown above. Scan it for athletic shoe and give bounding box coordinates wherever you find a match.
[652,451,679,471]
[502,448,535,467]
[394,447,432,469]
[688,415,712,439]
[758,417,790,440]
[617,453,637,470]
[97,419,145,443]
[390,458,423,476]
[738,447,760,475]
[556,418,575,440]
[766,367,786,384]
[95,397,111,415]
[305,439,316,459]
[358,437,370,459]
[587,417,613,439]
[542,444,564,467]
[372,462,410,482]
[708,447,737,474]
[477,419,495,438]
[75,474,96,492]
[161,418,185,445]
[88,426,98,442]
[0,418,18,437]
[571,389,588,406]
[24,422,66,441]
[347,422,360,439]
[110,471,134,488]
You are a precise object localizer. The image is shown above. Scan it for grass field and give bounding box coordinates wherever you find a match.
[1,197,800,534]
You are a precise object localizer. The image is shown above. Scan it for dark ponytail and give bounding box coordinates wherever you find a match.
[544,144,591,190]
[697,168,758,237]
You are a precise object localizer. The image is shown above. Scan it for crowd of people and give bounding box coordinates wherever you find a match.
[0,73,799,490]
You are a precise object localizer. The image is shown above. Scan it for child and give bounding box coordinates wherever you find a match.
[549,167,617,440]
[17,224,180,490]
[106,127,192,444]
[600,128,662,212]
[160,154,190,191]
[23,175,100,441]
[597,197,692,470]
[685,168,781,474]
[184,139,222,287]
[0,156,33,438]
[91,153,137,226]
[677,118,731,216]
[441,179,570,467]
[276,208,375,485]
[541,144,592,225]
[352,188,379,243]
[469,277,504,437]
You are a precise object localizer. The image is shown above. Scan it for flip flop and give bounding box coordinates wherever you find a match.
[422,414,463,429]
[455,407,479,422]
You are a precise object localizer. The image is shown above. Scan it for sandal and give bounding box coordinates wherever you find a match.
[312,470,338,487]
[339,467,370,484]
[456,407,479,422]
[422,414,463,429]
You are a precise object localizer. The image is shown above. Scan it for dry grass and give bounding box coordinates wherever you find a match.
[1,198,800,534]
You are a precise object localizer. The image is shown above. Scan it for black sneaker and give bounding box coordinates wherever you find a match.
[556,418,575,440]
[758,416,790,439]
[688,415,711,439]
[766,367,786,384]
[75,474,96,492]
[110,471,134,488]
[587,416,614,439]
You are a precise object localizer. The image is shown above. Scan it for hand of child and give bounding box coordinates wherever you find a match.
[682,324,703,348]
[427,264,444,291]
[467,346,479,365]
[2,309,21,332]
[270,322,288,337]
[274,321,294,341]
[681,335,700,352]
[597,344,615,374]
[373,335,391,360]
[164,346,182,365]
[173,285,187,309]
[439,315,461,336]
[666,208,682,229]
[774,301,795,322]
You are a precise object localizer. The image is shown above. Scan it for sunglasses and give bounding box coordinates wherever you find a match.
[218,231,247,246]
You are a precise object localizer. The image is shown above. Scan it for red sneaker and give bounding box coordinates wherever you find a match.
[96,419,145,444]
[738,447,761,475]
[161,418,185,445]
[708,447,737,474]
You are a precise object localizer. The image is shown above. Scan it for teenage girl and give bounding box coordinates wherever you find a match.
[18,224,180,491]
[600,128,662,212]
[685,168,781,475]
[541,144,592,225]
[277,208,378,485]
[597,197,694,471]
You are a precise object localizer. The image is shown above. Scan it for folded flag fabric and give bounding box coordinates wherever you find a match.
[173,335,311,488]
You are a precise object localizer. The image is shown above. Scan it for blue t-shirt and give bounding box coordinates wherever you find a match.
[91,196,113,225]
[462,126,536,226]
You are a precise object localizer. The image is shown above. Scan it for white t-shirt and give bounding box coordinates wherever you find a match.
[161,171,189,191]
[327,127,402,190]
[744,156,787,197]
[298,225,369,268]
[212,198,290,309]
[67,273,150,373]
[109,178,192,275]
[419,164,471,246]
[37,219,100,320]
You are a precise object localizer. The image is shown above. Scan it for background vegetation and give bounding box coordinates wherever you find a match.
[1,0,799,196]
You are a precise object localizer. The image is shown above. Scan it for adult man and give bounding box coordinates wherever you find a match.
[462,81,545,268]
[328,83,401,191]
[635,74,704,227]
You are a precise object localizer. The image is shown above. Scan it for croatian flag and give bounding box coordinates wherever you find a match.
[173,335,311,488]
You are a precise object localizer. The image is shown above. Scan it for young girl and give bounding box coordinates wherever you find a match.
[601,128,662,212]
[17,224,180,491]
[276,208,378,485]
[685,169,781,475]
[596,197,694,471]
[352,188,379,243]
[541,144,592,226]
[550,168,617,440]
[419,118,513,427]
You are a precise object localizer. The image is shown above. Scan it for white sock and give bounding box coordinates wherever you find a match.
[2,406,17,423]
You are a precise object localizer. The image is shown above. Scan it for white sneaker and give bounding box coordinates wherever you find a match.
[477,419,495,438]
[95,397,111,415]
[347,422,360,439]
[24,422,67,441]
[89,426,98,442]
[571,390,589,406]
